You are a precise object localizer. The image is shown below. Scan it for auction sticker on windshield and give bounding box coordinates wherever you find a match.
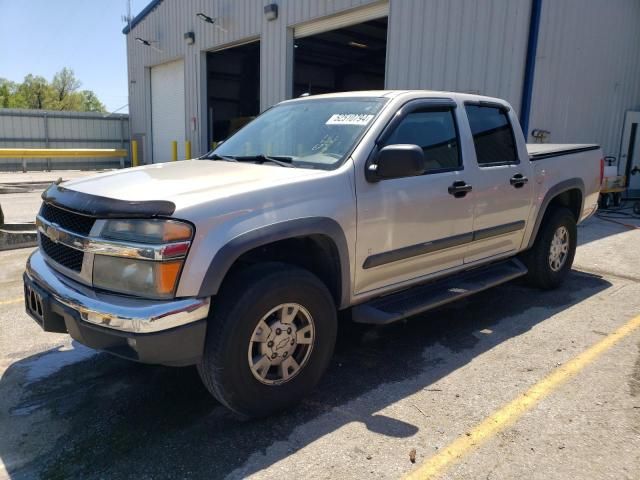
[326,113,375,125]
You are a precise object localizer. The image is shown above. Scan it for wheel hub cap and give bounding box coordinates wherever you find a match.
[248,303,315,385]
[264,320,298,364]
[548,226,569,272]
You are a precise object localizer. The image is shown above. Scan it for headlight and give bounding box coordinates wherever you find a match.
[100,219,193,243]
[93,256,183,299]
[92,219,193,299]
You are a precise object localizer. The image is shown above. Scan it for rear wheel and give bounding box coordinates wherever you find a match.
[198,262,337,417]
[522,207,577,290]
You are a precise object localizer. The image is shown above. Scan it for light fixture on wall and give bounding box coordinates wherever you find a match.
[196,12,227,32]
[135,37,162,52]
[196,12,216,24]
[264,4,278,21]
[184,31,195,45]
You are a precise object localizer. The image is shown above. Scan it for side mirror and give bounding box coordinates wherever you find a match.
[367,144,426,181]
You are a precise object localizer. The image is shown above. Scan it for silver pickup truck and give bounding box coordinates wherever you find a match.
[24,90,602,417]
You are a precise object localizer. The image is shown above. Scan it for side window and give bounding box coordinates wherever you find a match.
[384,108,461,172]
[465,105,518,166]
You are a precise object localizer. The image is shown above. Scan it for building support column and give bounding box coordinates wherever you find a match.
[519,0,543,139]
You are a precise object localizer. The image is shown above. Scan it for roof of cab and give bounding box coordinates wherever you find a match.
[279,90,510,107]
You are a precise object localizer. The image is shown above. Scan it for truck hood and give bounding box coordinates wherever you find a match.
[62,160,326,209]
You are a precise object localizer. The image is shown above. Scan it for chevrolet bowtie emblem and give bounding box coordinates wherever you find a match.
[47,225,61,243]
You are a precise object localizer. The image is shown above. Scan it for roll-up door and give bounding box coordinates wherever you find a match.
[151,59,185,162]
[294,2,389,38]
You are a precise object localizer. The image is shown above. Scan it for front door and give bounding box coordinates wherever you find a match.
[462,103,533,263]
[354,100,474,295]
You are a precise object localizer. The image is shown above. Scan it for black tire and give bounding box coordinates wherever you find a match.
[522,207,577,290]
[197,262,337,418]
[598,193,612,209]
[613,192,623,207]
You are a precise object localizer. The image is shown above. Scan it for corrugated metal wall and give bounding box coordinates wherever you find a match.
[0,109,129,171]
[528,0,640,156]
[386,0,532,110]
[126,0,381,161]
[126,0,640,162]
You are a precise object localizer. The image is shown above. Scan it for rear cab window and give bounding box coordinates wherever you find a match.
[465,104,518,166]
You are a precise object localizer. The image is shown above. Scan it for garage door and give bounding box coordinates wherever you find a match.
[294,2,389,38]
[151,59,185,162]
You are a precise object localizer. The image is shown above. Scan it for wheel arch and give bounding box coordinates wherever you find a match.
[197,217,351,309]
[526,178,584,250]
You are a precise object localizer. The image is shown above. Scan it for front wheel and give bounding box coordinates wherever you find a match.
[198,263,337,418]
[522,207,577,290]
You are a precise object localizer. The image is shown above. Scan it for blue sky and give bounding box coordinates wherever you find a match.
[0,0,148,113]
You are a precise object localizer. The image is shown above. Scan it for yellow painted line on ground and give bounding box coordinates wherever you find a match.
[0,297,23,306]
[405,313,640,480]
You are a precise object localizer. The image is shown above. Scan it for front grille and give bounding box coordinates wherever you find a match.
[40,235,84,272]
[40,203,95,236]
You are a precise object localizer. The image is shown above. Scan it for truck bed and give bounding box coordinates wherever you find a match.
[527,144,600,161]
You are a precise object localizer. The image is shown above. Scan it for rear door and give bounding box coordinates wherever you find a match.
[463,103,533,263]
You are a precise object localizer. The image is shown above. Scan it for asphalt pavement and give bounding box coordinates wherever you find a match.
[0,210,638,479]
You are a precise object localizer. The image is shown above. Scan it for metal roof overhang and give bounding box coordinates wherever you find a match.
[122,0,163,34]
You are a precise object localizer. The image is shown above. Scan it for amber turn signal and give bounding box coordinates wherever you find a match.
[156,261,183,295]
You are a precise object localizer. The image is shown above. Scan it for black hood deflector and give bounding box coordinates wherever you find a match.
[41,183,176,218]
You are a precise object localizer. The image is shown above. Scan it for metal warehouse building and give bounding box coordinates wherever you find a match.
[124,0,640,189]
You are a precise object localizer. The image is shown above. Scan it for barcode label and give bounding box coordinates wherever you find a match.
[326,114,374,126]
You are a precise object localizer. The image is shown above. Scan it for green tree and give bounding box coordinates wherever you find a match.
[0,69,107,112]
[50,68,82,110]
[0,79,13,108]
[17,75,51,109]
[0,78,28,108]
[79,90,106,113]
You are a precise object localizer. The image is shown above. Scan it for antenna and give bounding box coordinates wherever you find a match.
[127,0,131,32]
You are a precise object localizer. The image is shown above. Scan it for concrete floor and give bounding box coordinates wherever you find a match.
[0,170,111,223]
[0,215,638,479]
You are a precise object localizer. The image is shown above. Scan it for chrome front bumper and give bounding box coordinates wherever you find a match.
[25,250,210,334]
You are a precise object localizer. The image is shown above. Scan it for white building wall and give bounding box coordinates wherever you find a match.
[386,0,532,111]
[528,0,640,156]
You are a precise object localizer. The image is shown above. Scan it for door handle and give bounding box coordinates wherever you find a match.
[448,180,472,198]
[510,174,529,188]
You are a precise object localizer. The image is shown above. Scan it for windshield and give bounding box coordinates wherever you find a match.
[213,98,387,170]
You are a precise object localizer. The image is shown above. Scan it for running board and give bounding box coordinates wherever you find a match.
[352,259,528,325]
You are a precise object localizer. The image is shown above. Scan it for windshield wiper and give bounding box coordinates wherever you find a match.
[234,154,295,168]
[205,153,237,162]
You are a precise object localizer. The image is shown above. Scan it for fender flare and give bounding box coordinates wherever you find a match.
[526,178,585,249]
[197,217,351,308]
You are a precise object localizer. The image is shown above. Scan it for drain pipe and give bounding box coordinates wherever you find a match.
[519,0,543,139]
